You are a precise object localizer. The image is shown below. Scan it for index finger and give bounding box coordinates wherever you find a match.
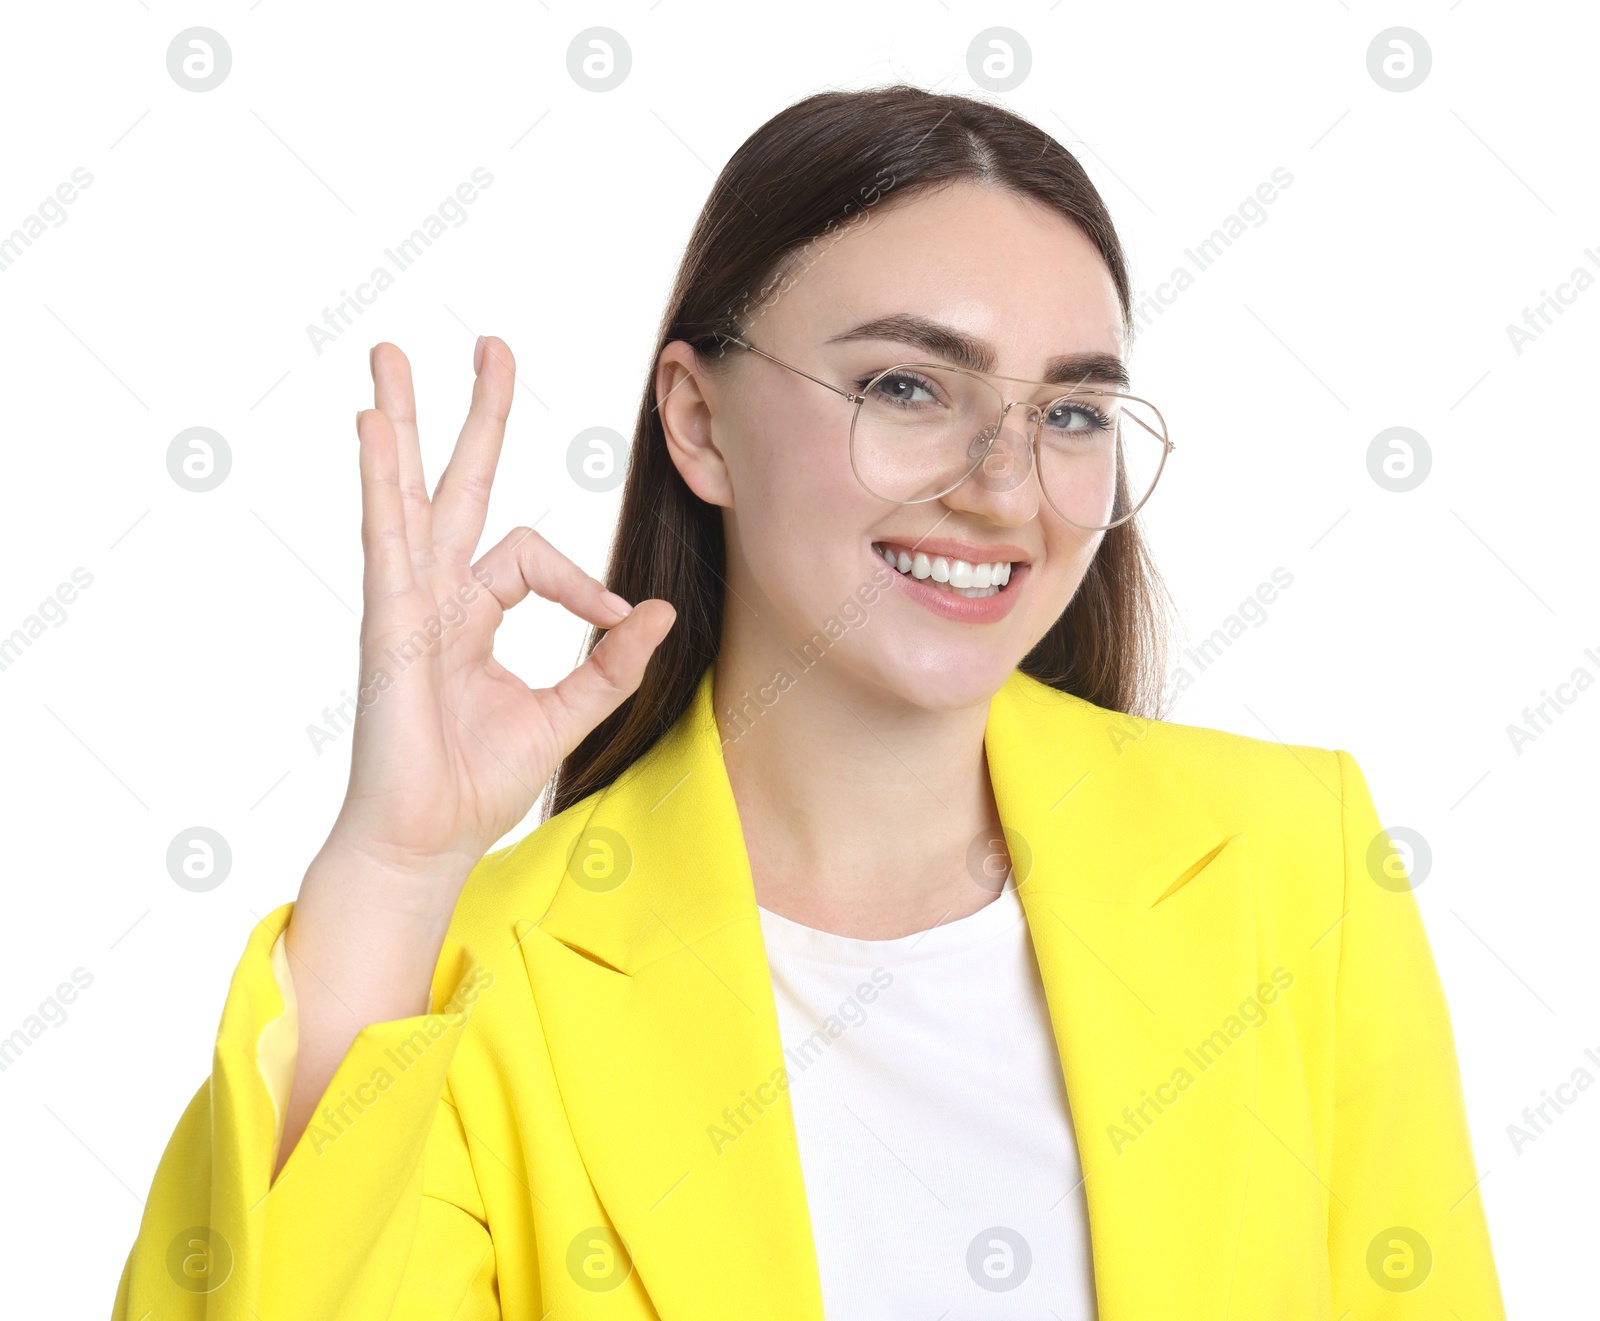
[472,524,635,631]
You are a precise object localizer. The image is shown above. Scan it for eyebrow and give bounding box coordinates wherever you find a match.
[823,313,1130,390]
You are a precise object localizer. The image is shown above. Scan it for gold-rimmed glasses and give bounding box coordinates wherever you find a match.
[715,331,1173,531]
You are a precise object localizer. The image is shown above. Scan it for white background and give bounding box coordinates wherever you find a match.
[0,1,1593,1314]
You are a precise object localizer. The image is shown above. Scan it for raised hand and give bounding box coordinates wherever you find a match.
[275,336,674,1175]
[326,335,674,891]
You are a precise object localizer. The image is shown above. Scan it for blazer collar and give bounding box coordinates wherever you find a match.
[517,663,1261,1318]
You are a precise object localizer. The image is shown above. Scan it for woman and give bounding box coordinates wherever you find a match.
[111,85,1505,1319]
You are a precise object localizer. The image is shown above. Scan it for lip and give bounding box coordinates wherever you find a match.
[869,539,1031,625]
[871,536,1033,567]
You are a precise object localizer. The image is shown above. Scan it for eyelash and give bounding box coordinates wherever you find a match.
[1046,399,1114,431]
[853,369,1115,429]
[852,368,934,396]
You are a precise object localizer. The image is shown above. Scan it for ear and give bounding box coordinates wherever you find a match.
[656,340,734,508]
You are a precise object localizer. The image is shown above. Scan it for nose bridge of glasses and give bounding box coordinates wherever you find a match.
[996,395,1045,441]
[960,397,1035,454]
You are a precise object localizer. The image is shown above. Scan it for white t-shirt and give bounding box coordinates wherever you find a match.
[757,873,1098,1319]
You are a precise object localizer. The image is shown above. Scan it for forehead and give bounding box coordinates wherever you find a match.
[759,179,1126,363]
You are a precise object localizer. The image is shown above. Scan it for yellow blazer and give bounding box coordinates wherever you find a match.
[112,664,1506,1319]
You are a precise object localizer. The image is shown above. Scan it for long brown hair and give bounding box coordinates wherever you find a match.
[547,84,1172,819]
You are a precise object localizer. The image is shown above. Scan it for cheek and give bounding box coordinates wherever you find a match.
[725,386,867,570]
[1036,525,1104,613]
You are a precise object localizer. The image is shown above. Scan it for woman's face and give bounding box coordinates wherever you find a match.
[659,179,1129,712]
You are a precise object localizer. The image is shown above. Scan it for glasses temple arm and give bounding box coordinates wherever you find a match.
[716,333,864,403]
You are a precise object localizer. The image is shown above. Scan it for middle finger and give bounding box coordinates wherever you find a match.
[433,335,516,566]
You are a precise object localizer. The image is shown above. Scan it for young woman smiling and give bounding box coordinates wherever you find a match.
[112,85,1505,1320]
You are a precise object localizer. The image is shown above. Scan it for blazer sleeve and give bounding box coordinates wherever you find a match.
[1326,750,1507,1317]
[108,902,502,1321]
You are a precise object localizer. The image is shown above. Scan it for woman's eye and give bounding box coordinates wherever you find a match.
[1044,401,1108,432]
[868,371,938,405]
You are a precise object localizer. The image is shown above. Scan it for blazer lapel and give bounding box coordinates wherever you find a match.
[518,663,1260,1319]
[987,674,1262,1314]
[516,664,826,1319]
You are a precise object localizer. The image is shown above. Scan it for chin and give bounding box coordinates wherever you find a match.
[856,640,1026,713]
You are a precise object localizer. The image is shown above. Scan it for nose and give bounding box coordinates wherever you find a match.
[940,402,1043,526]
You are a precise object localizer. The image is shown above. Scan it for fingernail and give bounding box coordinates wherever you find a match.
[473,335,486,376]
[601,590,632,619]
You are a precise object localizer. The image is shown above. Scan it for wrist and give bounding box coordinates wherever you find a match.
[295,840,470,960]
[307,831,476,912]
[286,869,461,1027]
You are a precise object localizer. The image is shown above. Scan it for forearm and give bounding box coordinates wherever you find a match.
[276,843,471,1175]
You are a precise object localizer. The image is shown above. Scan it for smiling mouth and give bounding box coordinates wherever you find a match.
[872,541,1015,599]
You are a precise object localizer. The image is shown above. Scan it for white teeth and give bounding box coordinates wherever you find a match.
[874,544,1015,598]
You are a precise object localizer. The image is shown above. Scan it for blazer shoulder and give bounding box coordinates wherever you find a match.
[1007,670,1345,819]
[1145,707,1341,787]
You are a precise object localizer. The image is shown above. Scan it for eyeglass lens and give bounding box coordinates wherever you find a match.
[849,364,1166,529]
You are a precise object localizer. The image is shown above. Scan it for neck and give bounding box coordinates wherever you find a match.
[712,638,1005,939]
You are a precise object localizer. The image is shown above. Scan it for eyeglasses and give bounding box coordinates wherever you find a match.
[715,331,1174,531]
